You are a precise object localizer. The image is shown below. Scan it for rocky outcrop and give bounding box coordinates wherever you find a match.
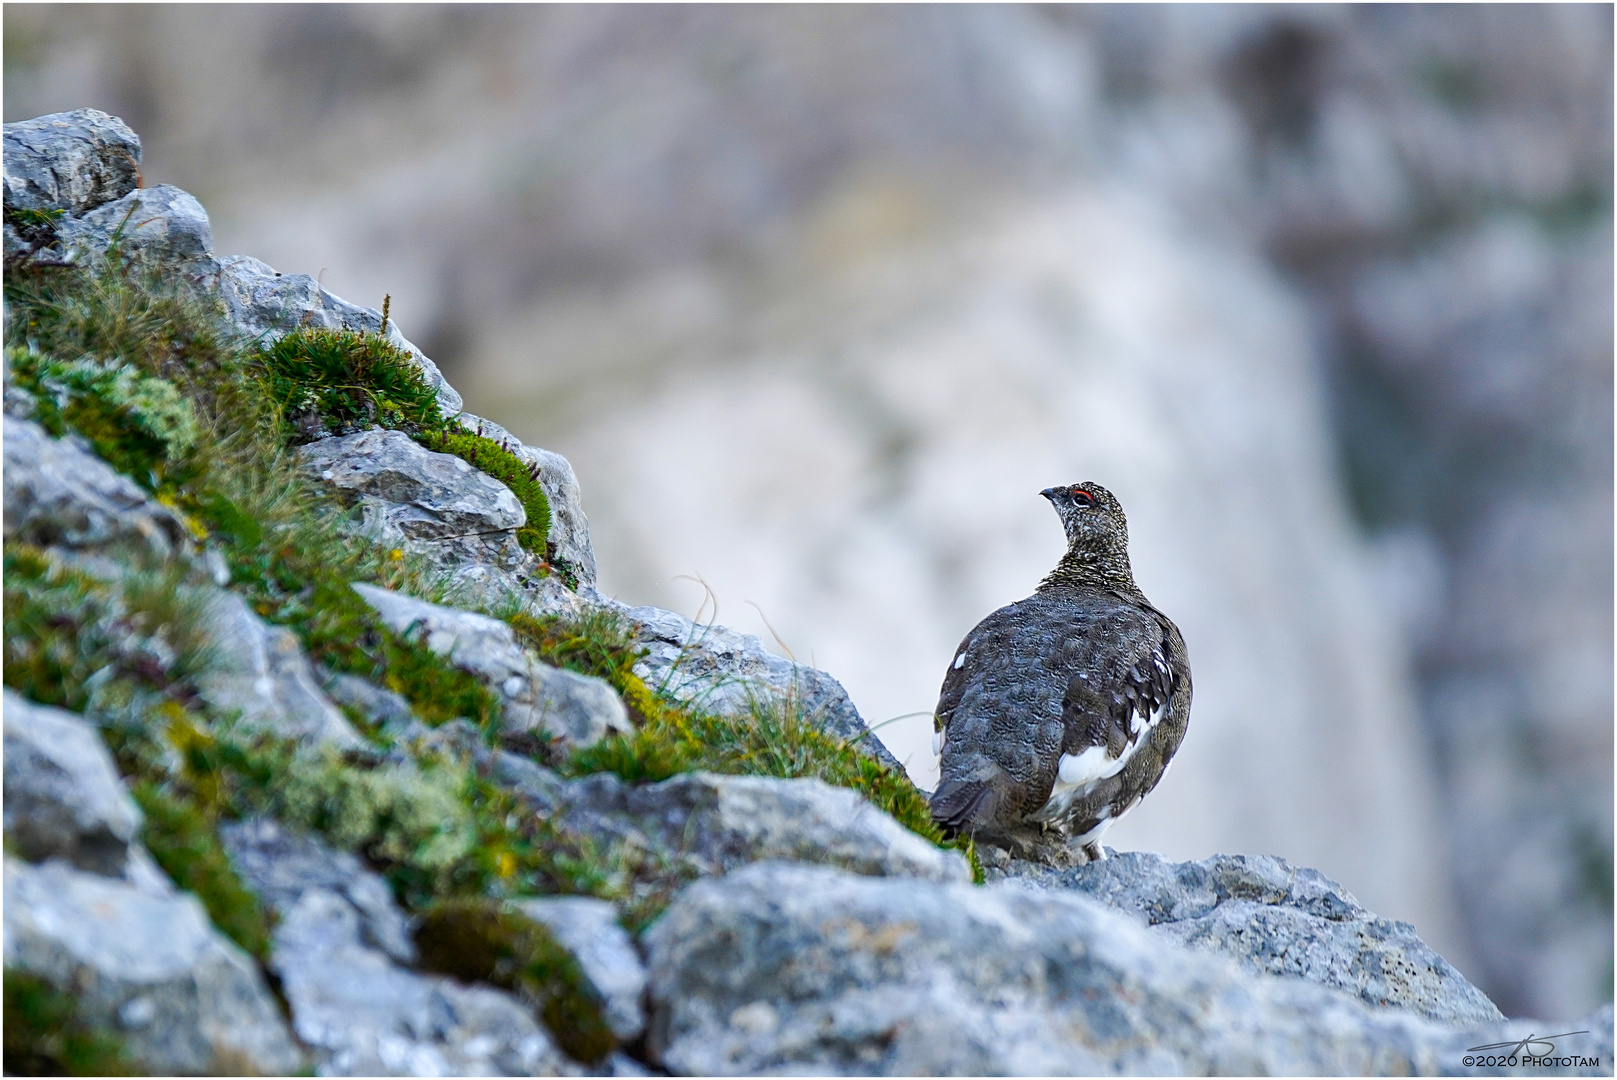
[353,582,631,750]
[3,415,194,562]
[193,588,367,749]
[299,427,532,572]
[3,691,142,878]
[56,184,213,265]
[221,818,572,1077]
[2,108,140,216]
[4,858,302,1076]
[554,769,970,884]
[644,861,1610,1076]
[999,850,1504,1026]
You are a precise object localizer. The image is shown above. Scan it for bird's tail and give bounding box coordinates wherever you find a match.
[929,779,1000,837]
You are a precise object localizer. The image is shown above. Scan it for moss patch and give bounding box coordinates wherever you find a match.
[417,427,553,559]
[414,898,616,1063]
[7,348,201,489]
[257,326,444,437]
[3,970,139,1076]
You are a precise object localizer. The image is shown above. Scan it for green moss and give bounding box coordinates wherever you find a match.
[129,780,274,961]
[257,326,444,436]
[416,428,553,560]
[6,349,200,490]
[3,970,139,1076]
[414,899,616,1063]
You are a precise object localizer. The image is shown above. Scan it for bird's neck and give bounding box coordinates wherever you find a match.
[1038,546,1139,594]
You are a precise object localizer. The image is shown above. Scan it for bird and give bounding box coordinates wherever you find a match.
[929,481,1190,862]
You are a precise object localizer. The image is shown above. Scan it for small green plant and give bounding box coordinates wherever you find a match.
[417,428,553,558]
[131,780,274,961]
[3,970,138,1076]
[414,898,616,1063]
[6,205,66,230]
[257,326,445,436]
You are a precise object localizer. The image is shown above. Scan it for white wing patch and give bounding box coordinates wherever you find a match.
[952,651,965,670]
[1030,698,1168,825]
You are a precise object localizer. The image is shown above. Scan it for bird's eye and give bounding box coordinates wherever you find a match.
[1070,487,1093,506]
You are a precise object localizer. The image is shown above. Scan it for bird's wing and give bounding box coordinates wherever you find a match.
[1042,606,1182,808]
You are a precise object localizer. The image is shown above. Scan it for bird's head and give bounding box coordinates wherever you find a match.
[1041,481,1129,556]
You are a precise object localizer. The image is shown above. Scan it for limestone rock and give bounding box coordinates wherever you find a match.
[219,818,415,965]
[219,818,571,1076]
[458,412,598,589]
[56,184,212,264]
[512,896,648,1042]
[558,770,969,884]
[3,415,191,560]
[193,588,366,749]
[1000,850,1504,1027]
[299,427,530,571]
[278,887,567,1076]
[353,582,631,749]
[322,670,416,733]
[619,601,904,773]
[4,857,302,1076]
[211,253,463,417]
[643,861,1605,1076]
[3,691,141,878]
[2,108,140,215]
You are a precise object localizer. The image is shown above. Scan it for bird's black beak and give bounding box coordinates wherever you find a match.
[1040,487,1061,502]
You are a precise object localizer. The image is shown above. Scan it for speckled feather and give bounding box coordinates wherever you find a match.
[930,482,1190,857]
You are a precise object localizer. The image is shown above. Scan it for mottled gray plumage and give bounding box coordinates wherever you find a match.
[930,482,1191,861]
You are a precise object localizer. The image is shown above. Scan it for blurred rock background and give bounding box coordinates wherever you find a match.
[5,4,1608,1020]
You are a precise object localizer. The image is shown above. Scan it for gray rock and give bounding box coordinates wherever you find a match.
[2,109,140,215]
[492,751,570,811]
[3,415,191,560]
[354,582,631,749]
[512,896,648,1042]
[458,412,598,589]
[299,427,531,571]
[219,817,415,965]
[643,861,1606,1076]
[1000,850,1504,1026]
[619,601,904,773]
[322,670,417,733]
[3,691,141,878]
[272,886,570,1077]
[56,184,212,264]
[559,770,969,884]
[193,588,367,749]
[4,857,302,1076]
[211,253,463,416]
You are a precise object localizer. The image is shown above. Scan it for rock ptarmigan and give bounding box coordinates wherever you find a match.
[930,482,1191,862]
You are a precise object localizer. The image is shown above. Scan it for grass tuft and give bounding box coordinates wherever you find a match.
[257,326,443,436]
[130,779,274,961]
[3,970,139,1076]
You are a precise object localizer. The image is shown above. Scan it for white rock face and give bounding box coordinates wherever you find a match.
[3,692,142,878]
[4,857,303,1076]
[644,861,1613,1077]
[352,581,631,748]
[193,588,367,750]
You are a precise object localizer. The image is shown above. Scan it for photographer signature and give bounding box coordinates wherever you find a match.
[1461,1029,1594,1068]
